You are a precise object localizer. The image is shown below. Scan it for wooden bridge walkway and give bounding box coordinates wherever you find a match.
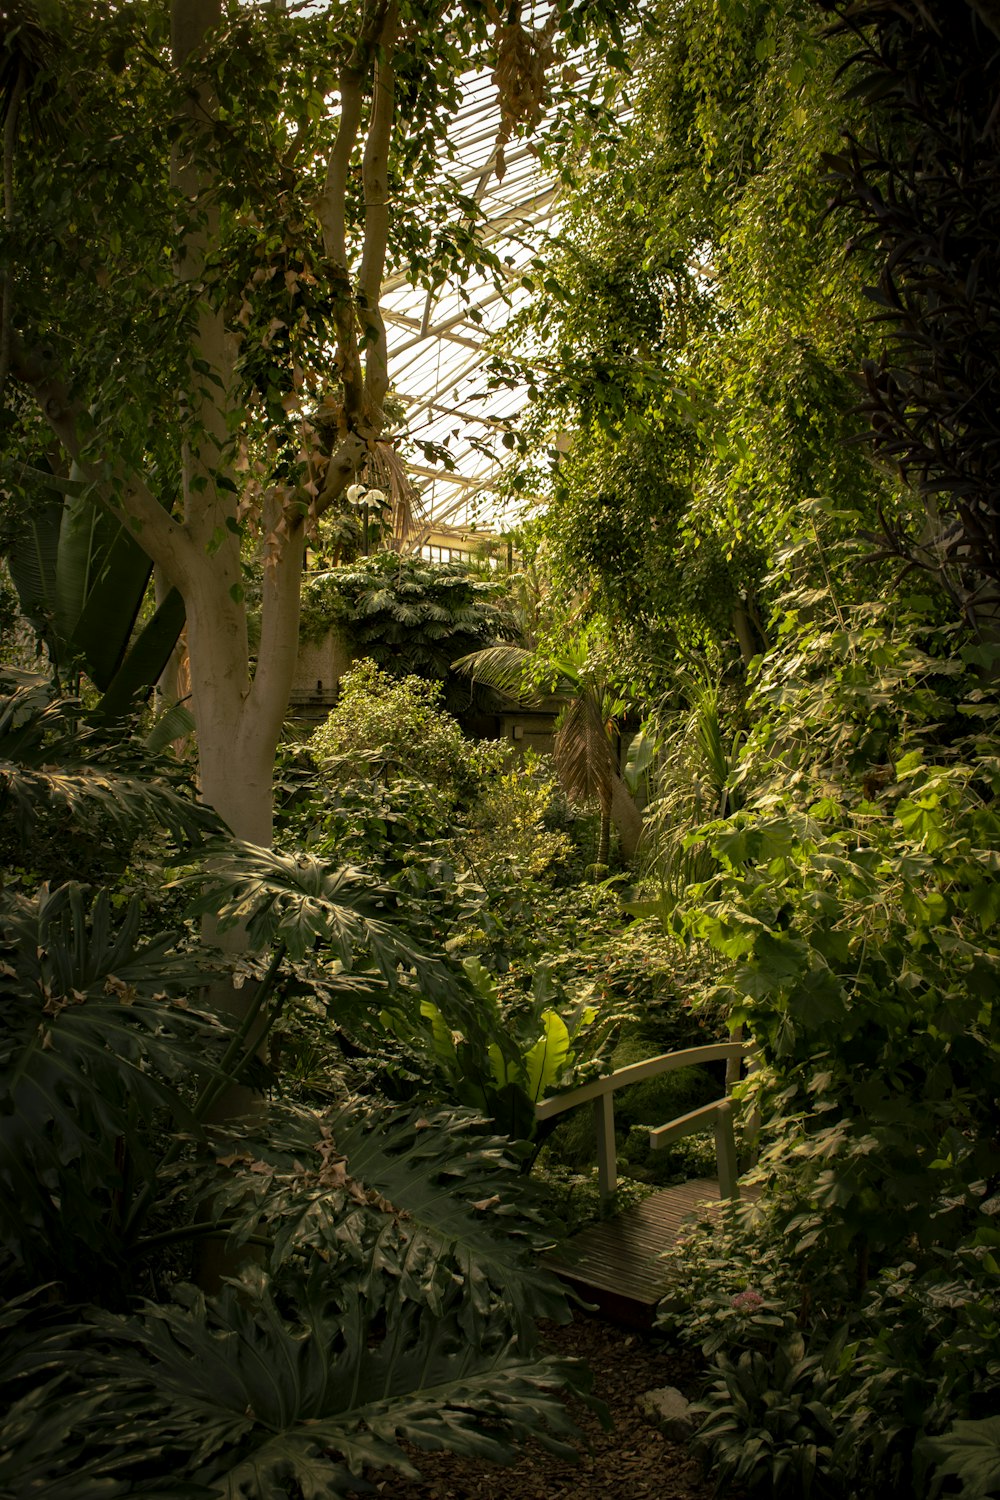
[544,1178,757,1328]
[535,1039,758,1327]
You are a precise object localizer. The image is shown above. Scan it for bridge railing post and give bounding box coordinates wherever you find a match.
[535,1040,751,1204]
[714,1101,739,1201]
[594,1092,617,1202]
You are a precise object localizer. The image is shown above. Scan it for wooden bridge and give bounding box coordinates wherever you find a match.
[537,1041,755,1327]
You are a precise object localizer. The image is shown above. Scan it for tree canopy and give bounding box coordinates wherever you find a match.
[1,0,640,839]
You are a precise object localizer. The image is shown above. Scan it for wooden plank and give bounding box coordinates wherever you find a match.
[544,1179,723,1328]
[535,1043,748,1122]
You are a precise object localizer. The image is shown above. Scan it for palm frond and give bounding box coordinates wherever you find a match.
[451,644,540,705]
[553,692,617,811]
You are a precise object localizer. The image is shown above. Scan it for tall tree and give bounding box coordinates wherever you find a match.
[1,0,635,843]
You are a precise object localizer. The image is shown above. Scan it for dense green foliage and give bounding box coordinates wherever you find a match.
[821,0,1000,623]
[4,0,1000,1494]
[0,678,599,1495]
[285,664,638,1140]
[497,0,891,668]
[477,2,1000,1493]
[643,551,1000,1493]
[299,554,515,708]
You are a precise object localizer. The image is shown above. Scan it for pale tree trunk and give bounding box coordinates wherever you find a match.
[167,3,266,1291]
[171,0,257,839]
[17,0,397,853]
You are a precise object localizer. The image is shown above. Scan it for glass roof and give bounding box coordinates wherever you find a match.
[381,64,570,544]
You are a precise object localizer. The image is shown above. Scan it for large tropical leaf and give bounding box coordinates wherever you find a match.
[523,1011,573,1103]
[54,480,144,680]
[0,1378,137,1500]
[144,699,196,756]
[4,485,63,643]
[180,1100,572,1338]
[63,1270,585,1498]
[4,460,184,703]
[928,1416,1000,1499]
[0,760,218,848]
[0,1302,205,1500]
[180,843,453,993]
[94,586,186,720]
[0,883,222,1284]
[0,681,220,847]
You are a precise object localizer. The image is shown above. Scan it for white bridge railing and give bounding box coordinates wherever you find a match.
[535,1041,751,1203]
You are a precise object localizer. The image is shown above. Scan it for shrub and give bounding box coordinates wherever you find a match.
[654,580,1000,1497]
[299,553,515,710]
[308,658,505,796]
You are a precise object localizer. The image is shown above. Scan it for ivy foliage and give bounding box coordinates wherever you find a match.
[669,574,1000,1268]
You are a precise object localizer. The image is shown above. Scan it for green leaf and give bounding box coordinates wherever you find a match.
[95,588,185,720]
[930,1416,1000,1497]
[523,1011,572,1102]
[77,1272,583,1496]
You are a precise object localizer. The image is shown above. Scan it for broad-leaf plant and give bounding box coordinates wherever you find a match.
[0,676,588,1496]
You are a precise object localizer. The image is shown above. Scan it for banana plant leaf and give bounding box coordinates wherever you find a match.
[5,463,184,704]
[4,483,63,643]
[95,587,186,721]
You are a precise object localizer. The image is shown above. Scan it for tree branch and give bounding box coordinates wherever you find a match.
[358,0,398,418]
[314,1,397,512]
[11,341,193,582]
[316,11,380,432]
[0,59,26,398]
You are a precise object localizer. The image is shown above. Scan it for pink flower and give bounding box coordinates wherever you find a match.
[730,1288,764,1312]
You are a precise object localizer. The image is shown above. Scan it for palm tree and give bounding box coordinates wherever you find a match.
[454,638,643,866]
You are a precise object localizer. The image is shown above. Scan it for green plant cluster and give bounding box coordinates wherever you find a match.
[282,666,640,1147]
[0,677,595,1496]
[308,659,509,797]
[493,0,889,666]
[658,1201,1000,1499]
[298,554,515,705]
[646,575,1000,1496]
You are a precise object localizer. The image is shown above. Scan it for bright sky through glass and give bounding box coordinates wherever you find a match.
[381,64,563,539]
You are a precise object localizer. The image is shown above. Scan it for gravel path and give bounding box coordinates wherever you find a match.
[367,1313,722,1500]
